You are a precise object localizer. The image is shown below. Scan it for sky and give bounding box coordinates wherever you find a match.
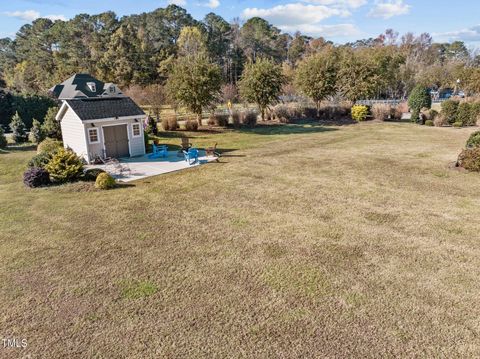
[1,0,480,48]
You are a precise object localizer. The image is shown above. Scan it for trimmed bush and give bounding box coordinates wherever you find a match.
[273,104,291,123]
[303,106,318,119]
[28,152,53,168]
[457,147,480,171]
[9,112,27,143]
[456,103,471,126]
[185,119,199,131]
[466,131,480,148]
[441,99,459,124]
[408,85,431,120]
[37,138,62,155]
[95,172,116,189]
[371,104,392,121]
[162,116,178,131]
[453,121,463,128]
[351,105,368,122]
[0,126,7,149]
[83,168,106,182]
[29,119,44,144]
[425,120,434,126]
[231,110,241,128]
[45,148,84,183]
[214,113,229,127]
[242,110,258,127]
[23,167,50,188]
[470,102,480,126]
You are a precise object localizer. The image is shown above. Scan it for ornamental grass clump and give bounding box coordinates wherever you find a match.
[95,172,116,190]
[371,104,392,121]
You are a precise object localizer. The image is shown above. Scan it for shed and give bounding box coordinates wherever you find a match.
[51,74,146,163]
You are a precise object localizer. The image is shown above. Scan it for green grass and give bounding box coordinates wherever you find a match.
[1,122,480,357]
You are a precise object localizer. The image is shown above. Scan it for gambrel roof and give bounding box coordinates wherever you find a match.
[49,74,124,100]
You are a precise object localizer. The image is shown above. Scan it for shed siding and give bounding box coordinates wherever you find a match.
[60,107,88,162]
[88,117,145,161]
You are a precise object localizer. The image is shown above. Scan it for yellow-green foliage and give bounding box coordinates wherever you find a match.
[45,148,83,183]
[351,105,368,122]
[95,172,116,190]
[37,138,62,154]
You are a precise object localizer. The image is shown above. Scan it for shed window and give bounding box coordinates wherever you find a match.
[88,128,99,143]
[132,123,141,137]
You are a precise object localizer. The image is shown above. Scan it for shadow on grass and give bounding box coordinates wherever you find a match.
[237,121,339,136]
[1,144,37,153]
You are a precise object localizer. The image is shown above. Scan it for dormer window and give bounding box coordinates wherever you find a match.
[87,82,96,92]
[108,85,115,94]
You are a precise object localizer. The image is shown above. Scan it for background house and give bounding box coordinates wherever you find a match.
[51,74,146,163]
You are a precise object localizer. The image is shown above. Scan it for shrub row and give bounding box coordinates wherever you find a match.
[440,100,480,126]
[23,138,115,189]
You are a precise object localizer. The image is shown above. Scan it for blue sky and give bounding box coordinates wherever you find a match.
[1,0,480,47]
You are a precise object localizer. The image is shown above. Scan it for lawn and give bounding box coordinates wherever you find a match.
[1,122,480,357]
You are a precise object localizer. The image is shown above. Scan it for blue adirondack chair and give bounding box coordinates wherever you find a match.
[148,143,168,159]
[183,148,199,165]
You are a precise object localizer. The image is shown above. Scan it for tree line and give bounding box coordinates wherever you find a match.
[2,4,480,128]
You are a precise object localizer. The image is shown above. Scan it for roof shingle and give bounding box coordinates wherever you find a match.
[66,97,145,121]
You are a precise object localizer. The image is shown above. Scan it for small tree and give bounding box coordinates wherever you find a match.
[0,126,7,149]
[166,54,222,126]
[239,58,285,121]
[29,118,44,144]
[9,112,27,143]
[295,49,337,117]
[408,85,431,121]
[42,106,61,140]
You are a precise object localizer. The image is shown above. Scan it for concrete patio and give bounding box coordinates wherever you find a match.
[88,150,217,182]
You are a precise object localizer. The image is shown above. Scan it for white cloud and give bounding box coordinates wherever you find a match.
[3,9,66,22]
[241,2,360,38]
[368,0,410,19]
[4,10,40,21]
[206,0,220,9]
[304,0,367,8]
[281,23,360,37]
[242,3,346,26]
[45,14,67,21]
[434,25,480,43]
[168,0,187,5]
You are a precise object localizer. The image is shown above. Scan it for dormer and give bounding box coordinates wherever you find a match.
[87,82,96,93]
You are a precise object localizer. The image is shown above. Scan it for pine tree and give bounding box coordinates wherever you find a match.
[41,107,62,140]
[0,126,7,149]
[29,118,44,144]
[9,112,27,143]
